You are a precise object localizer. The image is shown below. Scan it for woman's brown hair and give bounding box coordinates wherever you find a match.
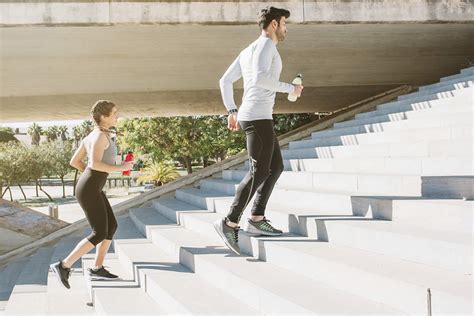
[90,100,122,135]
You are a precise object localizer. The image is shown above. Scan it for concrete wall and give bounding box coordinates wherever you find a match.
[1,0,473,25]
[0,199,68,255]
[1,22,472,122]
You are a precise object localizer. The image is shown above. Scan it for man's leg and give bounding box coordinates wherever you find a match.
[243,131,284,236]
[226,120,275,224]
[214,120,274,254]
[251,131,284,218]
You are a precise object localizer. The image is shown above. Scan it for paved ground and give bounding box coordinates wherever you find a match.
[4,185,141,223]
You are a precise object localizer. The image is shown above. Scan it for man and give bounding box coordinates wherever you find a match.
[214,6,304,254]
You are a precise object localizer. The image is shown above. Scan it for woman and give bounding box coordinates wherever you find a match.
[50,100,133,289]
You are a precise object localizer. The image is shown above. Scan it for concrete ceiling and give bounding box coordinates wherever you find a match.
[1,23,473,122]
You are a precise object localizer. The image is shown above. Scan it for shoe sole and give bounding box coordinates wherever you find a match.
[244,224,282,236]
[213,221,241,255]
[50,264,70,289]
[89,275,119,281]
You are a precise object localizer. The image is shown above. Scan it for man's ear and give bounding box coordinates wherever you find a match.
[271,19,278,30]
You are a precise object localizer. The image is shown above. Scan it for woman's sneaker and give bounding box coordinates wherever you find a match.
[244,217,282,236]
[88,266,119,280]
[50,260,71,289]
[213,218,241,255]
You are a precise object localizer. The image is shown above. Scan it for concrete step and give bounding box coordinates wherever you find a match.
[83,252,161,315]
[282,156,473,175]
[4,230,86,315]
[347,89,472,126]
[128,207,174,238]
[314,217,471,274]
[216,172,474,198]
[441,67,474,82]
[421,175,474,199]
[147,221,402,314]
[155,193,356,238]
[461,66,474,75]
[46,268,94,315]
[330,98,474,131]
[94,287,163,315]
[282,138,472,160]
[4,246,56,315]
[207,190,473,239]
[114,233,259,315]
[41,231,94,315]
[0,257,32,312]
[352,197,473,235]
[175,187,231,212]
[253,237,472,315]
[216,172,421,196]
[112,215,146,241]
[397,78,473,100]
[419,73,474,92]
[356,86,472,120]
[211,194,471,243]
[176,185,390,220]
[154,209,472,314]
[151,198,210,225]
[82,253,134,302]
[150,194,344,239]
[175,193,472,272]
[439,72,468,83]
[332,104,474,133]
[288,124,472,150]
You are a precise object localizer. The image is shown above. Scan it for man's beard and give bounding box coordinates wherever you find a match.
[277,29,286,42]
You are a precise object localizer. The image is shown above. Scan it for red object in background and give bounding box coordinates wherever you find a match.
[122,152,134,176]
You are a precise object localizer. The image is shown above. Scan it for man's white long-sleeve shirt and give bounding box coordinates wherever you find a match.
[219,35,294,121]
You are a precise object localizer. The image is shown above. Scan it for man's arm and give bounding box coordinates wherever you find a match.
[219,55,243,113]
[252,40,294,94]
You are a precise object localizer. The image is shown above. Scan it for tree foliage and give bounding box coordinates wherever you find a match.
[27,123,43,146]
[117,115,246,174]
[0,127,17,143]
[137,161,180,186]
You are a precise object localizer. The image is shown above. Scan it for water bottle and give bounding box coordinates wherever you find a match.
[288,74,303,102]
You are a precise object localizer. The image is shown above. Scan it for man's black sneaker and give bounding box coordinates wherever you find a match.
[244,217,283,236]
[88,266,119,280]
[213,218,241,255]
[50,260,71,289]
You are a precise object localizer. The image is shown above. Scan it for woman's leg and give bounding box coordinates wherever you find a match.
[93,192,118,268]
[93,240,112,269]
[62,239,95,269]
[64,172,109,268]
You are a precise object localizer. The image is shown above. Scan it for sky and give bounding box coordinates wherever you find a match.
[0,119,84,132]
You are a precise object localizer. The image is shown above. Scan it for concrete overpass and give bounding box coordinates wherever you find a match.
[1,0,473,122]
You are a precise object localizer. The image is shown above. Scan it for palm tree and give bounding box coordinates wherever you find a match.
[80,120,93,137]
[137,162,179,187]
[58,125,68,141]
[27,123,42,146]
[44,126,59,142]
[72,125,82,147]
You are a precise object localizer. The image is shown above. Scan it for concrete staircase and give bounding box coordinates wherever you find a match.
[1,67,473,315]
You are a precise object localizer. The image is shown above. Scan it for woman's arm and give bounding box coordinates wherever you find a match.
[70,141,87,172]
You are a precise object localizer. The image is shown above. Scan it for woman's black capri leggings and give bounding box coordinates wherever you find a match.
[76,168,118,246]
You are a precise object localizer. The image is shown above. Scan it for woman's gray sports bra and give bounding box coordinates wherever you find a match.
[101,136,117,165]
[84,132,117,166]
